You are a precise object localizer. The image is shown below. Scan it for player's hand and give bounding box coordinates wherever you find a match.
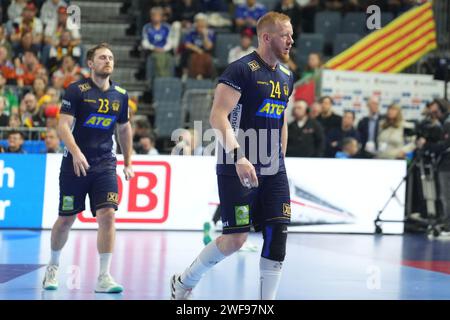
[72,152,90,177]
[235,157,258,189]
[123,165,135,181]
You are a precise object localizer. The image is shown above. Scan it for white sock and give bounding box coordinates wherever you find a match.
[180,240,226,288]
[99,253,112,276]
[49,250,61,266]
[259,257,283,300]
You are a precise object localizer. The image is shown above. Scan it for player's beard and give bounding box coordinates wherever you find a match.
[275,48,290,64]
[94,66,113,78]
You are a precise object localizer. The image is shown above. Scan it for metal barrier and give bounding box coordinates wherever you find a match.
[0,127,48,140]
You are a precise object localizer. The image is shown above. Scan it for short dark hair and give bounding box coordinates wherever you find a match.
[7,130,24,139]
[86,43,112,62]
[319,96,334,105]
[343,110,355,119]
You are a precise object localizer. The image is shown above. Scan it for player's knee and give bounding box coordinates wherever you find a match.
[96,208,115,227]
[223,233,248,252]
[56,215,76,230]
[262,224,288,261]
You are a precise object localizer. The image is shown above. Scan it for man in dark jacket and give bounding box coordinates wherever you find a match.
[287,99,325,157]
[357,96,383,158]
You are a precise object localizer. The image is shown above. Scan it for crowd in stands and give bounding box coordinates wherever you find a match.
[0,0,441,160]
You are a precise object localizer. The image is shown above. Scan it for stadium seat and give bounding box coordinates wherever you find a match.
[154,101,184,138]
[185,79,215,91]
[295,33,324,67]
[152,77,183,103]
[214,33,241,69]
[314,11,342,44]
[341,12,367,36]
[332,33,361,55]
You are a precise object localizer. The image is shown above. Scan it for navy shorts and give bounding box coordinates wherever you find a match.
[217,171,291,234]
[58,169,119,217]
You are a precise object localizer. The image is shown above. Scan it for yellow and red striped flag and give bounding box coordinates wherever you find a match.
[325,1,437,73]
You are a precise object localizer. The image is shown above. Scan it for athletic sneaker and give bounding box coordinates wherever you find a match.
[95,274,123,293]
[42,265,59,290]
[170,274,192,300]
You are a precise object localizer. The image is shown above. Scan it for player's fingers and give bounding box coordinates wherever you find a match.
[79,163,87,177]
[73,163,80,177]
[81,159,90,171]
[250,169,258,188]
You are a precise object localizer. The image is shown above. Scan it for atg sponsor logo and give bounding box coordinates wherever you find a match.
[256,99,286,119]
[83,114,116,129]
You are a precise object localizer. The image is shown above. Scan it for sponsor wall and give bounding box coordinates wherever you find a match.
[1,154,406,234]
[0,154,46,228]
[321,70,447,121]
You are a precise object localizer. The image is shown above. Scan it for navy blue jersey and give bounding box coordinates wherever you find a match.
[217,51,294,176]
[60,78,129,174]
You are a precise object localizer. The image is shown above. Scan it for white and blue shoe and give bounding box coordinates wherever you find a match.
[42,265,59,290]
[95,274,123,293]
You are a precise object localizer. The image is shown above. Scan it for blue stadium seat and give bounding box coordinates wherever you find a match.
[185,79,215,91]
[314,11,342,44]
[154,101,184,138]
[214,33,241,69]
[152,77,183,103]
[332,33,361,55]
[0,140,46,153]
[341,12,367,36]
[295,33,324,67]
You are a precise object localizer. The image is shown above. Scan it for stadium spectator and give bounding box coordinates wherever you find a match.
[199,0,227,12]
[15,51,45,87]
[234,0,267,32]
[0,72,19,115]
[0,46,16,83]
[8,113,21,128]
[47,30,82,72]
[20,92,44,128]
[335,137,359,159]
[228,28,256,64]
[52,55,85,89]
[44,5,81,47]
[357,96,383,157]
[33,77,48,105]
[274,0,301,36]
[7,0,27,22]
[173,0,201,30]
[142,7,175,82]
[376,103,415,159]
[8,2,43,46]
[317,96,342,135]
[326,110,360,157]
[5,129,25,153]
[44,127,62,153]
[309,101,321,119]
[13,31,40,58]
[132,118,152,147]
[182,13,215,79]
[286,99,325,157]
[0,96,9,126]
[138,133,160,155]
[302,52,322,79]
[40,0,68,28]
[0,25,13,59]
[297,0,319,33]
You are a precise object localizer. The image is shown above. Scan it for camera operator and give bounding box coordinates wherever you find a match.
[416,98,450,231]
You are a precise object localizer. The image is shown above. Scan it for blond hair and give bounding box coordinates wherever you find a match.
[382,104,403,129]
[256,12,291,36]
